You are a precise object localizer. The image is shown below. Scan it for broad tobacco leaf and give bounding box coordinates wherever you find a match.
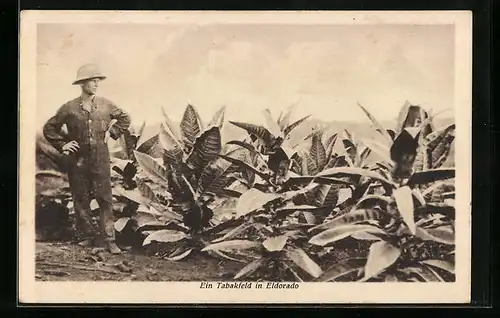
[262,108,283,139]
[415,225,455,245]
[159,122,183,152]
[309,224,387,246]
[390,129,420,179]
[142,229,188,246]
[197,157,236,196]
[310,208,391,233]
[116,187,150,206]
[235,188,280,217]
[201,239,260,252]
[283,115,311,137]
[316,166,396,188]
[393,186,416,234]
[425,124,455,169]
[208,106,226,129]
[135,211,163,230]
[407,168,455,186]
[363,241,401,281]
[420,259,455,274]
[136,179,161,205]
[234,258,265,279]
[229,121,276,149]
[309,184,339,207]
[310,132,327,172]
[161,106,183,141]
[133,151,169,187]
[399,264,444,282]
[285,248,323,278]
[324,133,338,162]
[360,137,393,165]
[136,134,163,158]
[180,104,204,147]
[350,231,385,241]
[262,235,288,252]
[165,249,193,261]
[315,257,366,282]
[357,102,394,145]
[187,126,222,174]
[394,100,412,136]
[212,222,252,243]
[114,217,131,232]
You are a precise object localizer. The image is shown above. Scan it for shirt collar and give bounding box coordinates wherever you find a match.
[78,95,97,110]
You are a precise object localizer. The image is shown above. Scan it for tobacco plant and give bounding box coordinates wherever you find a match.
[113,104,262,260]
[35,96,457,283]
[200,109,357,281]
[307,169,455,282]
[201,184,330,281]
[307,107,456,282]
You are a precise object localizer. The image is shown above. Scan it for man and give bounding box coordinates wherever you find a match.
[43,63,131,254]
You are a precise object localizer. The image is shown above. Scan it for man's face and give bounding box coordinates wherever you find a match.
[80,78,100,95]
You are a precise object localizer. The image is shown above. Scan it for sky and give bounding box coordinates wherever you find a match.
[36,23,455,129]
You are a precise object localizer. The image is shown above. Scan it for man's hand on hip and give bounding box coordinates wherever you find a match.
[105,119,118,144]
[62,141,80,155]
[104,130,111,144]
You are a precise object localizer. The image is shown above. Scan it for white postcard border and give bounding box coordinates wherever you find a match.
[19,10,472,304]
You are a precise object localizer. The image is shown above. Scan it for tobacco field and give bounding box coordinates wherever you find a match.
[35,102,456,282]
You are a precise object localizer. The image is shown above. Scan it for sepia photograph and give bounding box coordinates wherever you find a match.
[19,11,472,304]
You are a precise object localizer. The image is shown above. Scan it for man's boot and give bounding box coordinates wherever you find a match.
[106,240,122,254]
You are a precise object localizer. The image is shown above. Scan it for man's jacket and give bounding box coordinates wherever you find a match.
[43,96,131,188]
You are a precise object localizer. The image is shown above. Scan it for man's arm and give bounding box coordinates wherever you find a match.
[43,105,69,152]
[108,102,132,140]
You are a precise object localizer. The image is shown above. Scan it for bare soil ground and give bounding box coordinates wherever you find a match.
[35,242,242,281]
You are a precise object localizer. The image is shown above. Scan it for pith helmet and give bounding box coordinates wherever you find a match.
[72,63,107,85]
